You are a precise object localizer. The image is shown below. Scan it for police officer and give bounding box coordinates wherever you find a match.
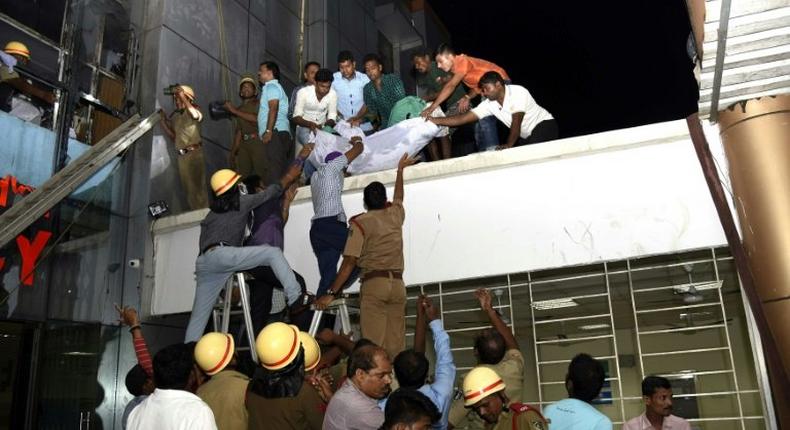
[314,153,418,359]
[462,367,548,430]
[226,75,265,179]
[0,41,56,113]
[159,85,209,210]
[246,322,325,429]
[194,332,249,430]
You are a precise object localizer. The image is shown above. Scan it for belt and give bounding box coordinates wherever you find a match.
[361,270,403,282]
[177,143,202,155]
[241,133,258,141]
[200,241,229,255]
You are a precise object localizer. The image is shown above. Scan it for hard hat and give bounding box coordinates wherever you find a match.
[463,367,506,406]
[239,75,258,94]
[194,332,235,375]
[178,85,196,101]
[4,41,30,59]
[256,322,301,370]
[298,331,321,371]
[210,169,241,196]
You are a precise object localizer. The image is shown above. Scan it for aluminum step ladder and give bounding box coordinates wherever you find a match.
[212,272,258,363]
[308,296,359,337]
[0,112,160,248]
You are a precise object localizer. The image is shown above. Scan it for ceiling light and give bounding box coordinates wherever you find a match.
[579,324,610,331]
[532,298,578,310]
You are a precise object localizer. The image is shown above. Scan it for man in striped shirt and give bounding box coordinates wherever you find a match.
[116,305,155,429]
[308,136,364,297]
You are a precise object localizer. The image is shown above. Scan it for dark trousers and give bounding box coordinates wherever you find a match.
[263,130,294,186]
[247,265,306,337]
[518,119,559,145]
[309,217,351,296]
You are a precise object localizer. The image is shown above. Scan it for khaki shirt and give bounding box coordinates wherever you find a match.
[0,67,19,82]
[487,406,548,430]
[448,349,526,429]
[234,101,259,140]
[246,383,325,430]
[343,200,405,275]
[196,370,249,430]
[172,109,202,150]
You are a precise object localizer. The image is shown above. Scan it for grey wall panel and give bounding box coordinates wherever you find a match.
[250,0,267,23]
[326,0,339,28]
[163,0,220,59]
[364,12,377,54]
[307,0,325,25]
[278,0,303,17]
[339,34,364,65]
[141,0,166,32]
[247,14,267,70]
[306,21,326,65]
[265,0,301,79]
[219,0,251,75]
[338,1,366,52]
[326,23,340,66]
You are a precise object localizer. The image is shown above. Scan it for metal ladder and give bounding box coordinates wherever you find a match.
[0,112,160,248]
[212,272,258,363]
[308,297,359,337]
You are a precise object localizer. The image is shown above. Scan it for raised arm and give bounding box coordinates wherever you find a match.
[224,101,258,124]
[393,153,418,204]
[281,184,297,224]
[413,294,428,354]
[116,305,153,378]
[476,288,518,350]
[427,111,478,128]
[158,109,176,141]
[422,71,465,117]
[345,137,364,163]
[423,296,455,400]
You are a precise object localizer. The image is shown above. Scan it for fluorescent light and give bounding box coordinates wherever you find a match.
[579,324,610,331]
[672,280,722,294]
[532,298,578,310]
[62,351,98,356]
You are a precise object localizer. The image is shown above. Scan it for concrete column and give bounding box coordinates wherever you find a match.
[718,94,790,419]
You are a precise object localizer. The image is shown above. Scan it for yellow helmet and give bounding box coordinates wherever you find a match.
[194,332,235,375]
[298,331,321,371]
[178,85,196,101]
[4,41,30,60]
[256,322,301,370]
[210,169,241,196]
[463,367,506,406]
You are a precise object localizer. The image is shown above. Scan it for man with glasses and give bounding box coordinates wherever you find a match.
[323,344,393,430]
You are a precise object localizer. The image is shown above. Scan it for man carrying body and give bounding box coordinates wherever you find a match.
[225,75,263,178]
[159,85,209,210]
[412,49,464,160]
[309,137,364,297]
[0,41,56,114]
[421,44,510,152]
[314,153,418,359]
[332,50,373,132]
[289,61,320,120]
[257,61,293,186]
[293,67,338,180]
[392,295,455,429]
[362,53,405,130]
[323,344,393,430]
[623,376,691,430]
[428,72,557,150]
[448,289,525,429]
[543,353,613,430]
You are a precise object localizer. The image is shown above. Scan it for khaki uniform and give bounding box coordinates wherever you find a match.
[196,370,249,430]
[449,349,526,429]
[233,101,267,179]
[343,200,406,359]
[486,405,548,430]
[246,384,325,430]
[172,109,208,210]
[0,67,20,112]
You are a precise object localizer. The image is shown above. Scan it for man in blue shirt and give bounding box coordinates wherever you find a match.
[257,61,293,186]
[543,353,613,430]
[332,50,373,133]
[390,294,455,430]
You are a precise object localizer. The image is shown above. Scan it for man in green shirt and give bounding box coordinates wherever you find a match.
[412,50,463,160]
[362,53,405,130]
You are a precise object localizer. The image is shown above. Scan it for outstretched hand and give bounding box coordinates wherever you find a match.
[314,294,334,310]
[114,304,140,327]
[474,288,493,312]
[397,153,418,170]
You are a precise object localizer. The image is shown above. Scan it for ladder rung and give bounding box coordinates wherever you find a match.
[635,302,720,314]
[541,377,619,386]
[656,369,734,379]
[535,333,613,345]
[538,355,615,366]
[639,323,725,336]
[534,313,611,325]
[642,346,729,357]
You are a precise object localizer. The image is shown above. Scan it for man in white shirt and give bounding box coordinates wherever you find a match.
[292,68,338,153]
[428,71,557,151]
[623,376,691,430]
[127,342,217,430]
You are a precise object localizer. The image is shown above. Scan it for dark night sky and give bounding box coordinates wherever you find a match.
[428,0,699,138]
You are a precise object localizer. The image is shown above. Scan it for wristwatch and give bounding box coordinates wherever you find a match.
[327,290,338,297]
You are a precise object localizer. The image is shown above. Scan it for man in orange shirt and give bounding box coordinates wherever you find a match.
[421,44,510,152]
